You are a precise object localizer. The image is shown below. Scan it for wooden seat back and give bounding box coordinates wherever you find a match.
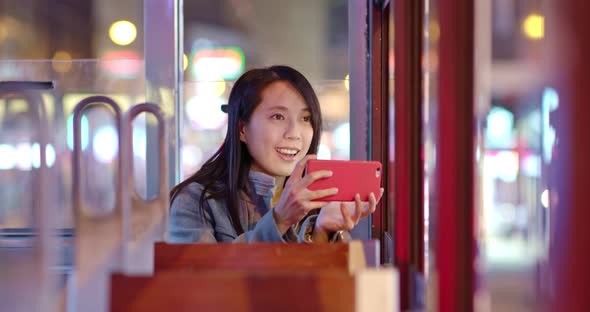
[154,241,372,273]
[110,268,397,312]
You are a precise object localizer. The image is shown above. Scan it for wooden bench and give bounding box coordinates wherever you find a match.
[153,241,379,273]
[110,268,397,312]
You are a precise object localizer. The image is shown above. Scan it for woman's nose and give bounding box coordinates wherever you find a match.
[284,121,301,140]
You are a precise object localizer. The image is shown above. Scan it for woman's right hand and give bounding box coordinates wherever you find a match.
[272,155,338,235]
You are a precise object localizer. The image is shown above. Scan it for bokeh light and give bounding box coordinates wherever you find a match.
[67,114,90,151]
[0,144,16,170]
[344,74,349,91]
[523,14,544,40]
[185,95,227,130]
[109,20,137,46]
[51,50,73,73]
[317,143,332,160]
[92,126,119,163]
[541,189,549,208]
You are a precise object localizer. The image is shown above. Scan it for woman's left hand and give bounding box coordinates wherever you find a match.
[313,188,383,242]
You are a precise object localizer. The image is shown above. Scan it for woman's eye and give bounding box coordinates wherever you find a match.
[303,116,312,122]
[271,114,285,120]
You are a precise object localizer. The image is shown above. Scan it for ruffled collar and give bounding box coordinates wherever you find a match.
[248,170,277,197]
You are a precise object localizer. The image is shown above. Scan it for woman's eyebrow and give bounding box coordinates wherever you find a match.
[264,105,310,113]
[265,105,289,111]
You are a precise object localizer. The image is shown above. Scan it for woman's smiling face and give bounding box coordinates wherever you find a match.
[240,81,314,178]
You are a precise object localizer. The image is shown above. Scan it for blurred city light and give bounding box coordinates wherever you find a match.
[197,79,226,98]
[523,14,544,40]
[67,114,89,151]
[542,87,558,163]
[332,123,350,153]
[185,95,227,130]
[15,143,33,170]
[100,50,142,78]
[183,53,189,71]
[494,151,520,183]
[51,50,73,73]
[521,154,540,177]
[182,144,203,168]
[344,74,349,91]
[31,143,40,168]
[428,20,440,43]
[486,106,514,148]
[0,20,8,42]
[191,47,245,80]
[109,20,137,46]
[0,144,16,170]
[46,144,56,168]
[389,50,395,76]
[0,16,18,43]
[30,143,55,169]
[93,126,119,163]
[132,127,147,161]
[541,189,549,208]
[425,50,439,72]
[317,143,332,160]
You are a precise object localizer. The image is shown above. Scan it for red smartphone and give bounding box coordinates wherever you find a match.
[306,159,382,202]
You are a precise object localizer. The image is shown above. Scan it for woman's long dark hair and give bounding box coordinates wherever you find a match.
[170,65,323,234]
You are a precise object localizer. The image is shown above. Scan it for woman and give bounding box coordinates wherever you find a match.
[168,65,382,243]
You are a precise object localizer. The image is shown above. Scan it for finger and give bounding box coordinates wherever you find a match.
[286,154,317,187]
[305,187,338,201]
[368,192,377,214]
[354,193,362,221]
[340,202,355,230]
[297,169,333,189]
[303,200,331,212]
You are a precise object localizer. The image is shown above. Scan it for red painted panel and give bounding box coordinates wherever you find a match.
[437,0,475,311]
[370,4,384,246]
[547,1,590,310]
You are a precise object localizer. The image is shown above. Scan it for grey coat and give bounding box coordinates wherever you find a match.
[167,171,318,243]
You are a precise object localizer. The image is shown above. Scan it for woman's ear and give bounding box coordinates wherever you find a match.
[238,120,247,143]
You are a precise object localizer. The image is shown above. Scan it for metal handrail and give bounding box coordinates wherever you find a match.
[120,103,169,274]
[70,96,124,312]
[0,81,56,312]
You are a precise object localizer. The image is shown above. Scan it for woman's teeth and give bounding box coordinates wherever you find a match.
[277,148,298,156]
